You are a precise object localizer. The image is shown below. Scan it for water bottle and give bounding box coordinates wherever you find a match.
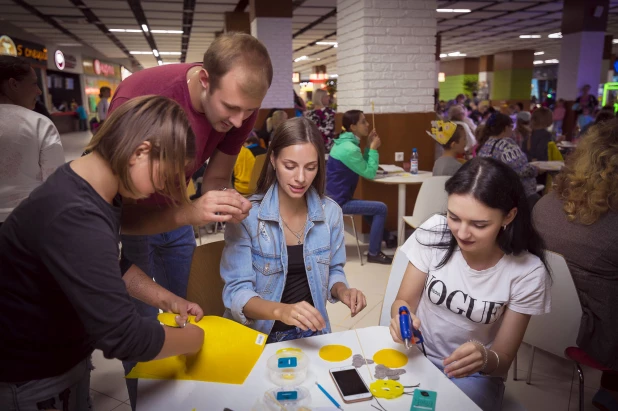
[410,148,419,174]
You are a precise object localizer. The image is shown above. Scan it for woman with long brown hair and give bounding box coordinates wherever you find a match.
[221,117,367,343]
[533,118,618,410]
[0,95,205,410]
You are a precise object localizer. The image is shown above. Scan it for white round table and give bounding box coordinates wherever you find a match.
[367,171,433,246]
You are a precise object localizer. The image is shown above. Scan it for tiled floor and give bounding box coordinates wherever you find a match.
[60,132,602,411]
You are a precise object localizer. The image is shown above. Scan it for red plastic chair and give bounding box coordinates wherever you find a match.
[564,347,612,411]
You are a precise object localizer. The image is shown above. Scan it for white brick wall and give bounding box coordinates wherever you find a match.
[252,17,293,108]
[337,0,437,113]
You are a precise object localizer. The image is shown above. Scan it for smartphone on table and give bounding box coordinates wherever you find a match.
[411,389,437,411]
[329,365,373,404]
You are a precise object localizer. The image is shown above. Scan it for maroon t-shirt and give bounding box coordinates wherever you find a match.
[109,63,257,205]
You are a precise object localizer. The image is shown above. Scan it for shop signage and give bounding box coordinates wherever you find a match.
[83,57,120,79]
[0,35,47,63]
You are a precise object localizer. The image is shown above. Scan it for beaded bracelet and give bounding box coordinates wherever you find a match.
[469,339,488,371]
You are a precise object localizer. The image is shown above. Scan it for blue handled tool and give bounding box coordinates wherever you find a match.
[399,306,426,356]
[316,382,343,410]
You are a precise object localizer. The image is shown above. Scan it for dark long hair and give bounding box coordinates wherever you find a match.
[256,117,326,196]
[478,113,512,148]
[422,157,548,271]
[342,110,364,132]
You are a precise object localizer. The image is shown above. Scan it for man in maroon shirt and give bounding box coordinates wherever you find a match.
[110,33,272,409]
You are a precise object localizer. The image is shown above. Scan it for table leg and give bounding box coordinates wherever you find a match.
[397,184,406,246]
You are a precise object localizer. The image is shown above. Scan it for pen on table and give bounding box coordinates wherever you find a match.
[316,382,343,410]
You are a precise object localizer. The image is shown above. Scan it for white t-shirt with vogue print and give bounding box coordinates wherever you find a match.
[401,214,551,362]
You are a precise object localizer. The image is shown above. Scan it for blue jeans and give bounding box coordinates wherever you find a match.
[341,200,389,255]
[428,356,504,411]
[120,225,196,410]
[267,327,325,344]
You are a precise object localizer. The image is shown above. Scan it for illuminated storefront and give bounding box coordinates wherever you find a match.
[82,57,122,114]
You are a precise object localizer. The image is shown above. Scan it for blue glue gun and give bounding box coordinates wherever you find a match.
[399,306,425,353]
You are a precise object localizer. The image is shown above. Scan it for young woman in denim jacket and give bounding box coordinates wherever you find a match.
[221,117,367,343]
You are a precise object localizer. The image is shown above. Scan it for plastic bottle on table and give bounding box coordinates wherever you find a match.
[410,148,418,174]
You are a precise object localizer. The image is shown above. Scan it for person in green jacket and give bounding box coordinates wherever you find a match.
[326,110,394,264]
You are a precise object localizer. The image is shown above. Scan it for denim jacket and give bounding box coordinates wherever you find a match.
[221,182,349,335]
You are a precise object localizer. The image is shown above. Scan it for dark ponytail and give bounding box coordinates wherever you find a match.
[477,113,513,148]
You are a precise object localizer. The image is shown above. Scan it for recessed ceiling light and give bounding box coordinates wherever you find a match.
[130,51,153,54]
[519,35,541,39]
[152,49,159,57]
[157,60,163,66]
[159,52,181,55]
[316,41,337,46]
[151,30,184,34]
[141,24,149,32]
[614,39,618,44]
[109,28,142,33]
[534,60,544,65]
[548,32,562,38]
[437,8,471,13]
[534,51,545,55]
[439,53,447,58]
[446,51,466,57]
[545,59,559,64]
[294,55,308,62]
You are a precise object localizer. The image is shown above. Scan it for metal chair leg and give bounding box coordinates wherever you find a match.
[513,352,518,381]
[348,215,363,266]
[575,363,584,411]
[526,346,535,384]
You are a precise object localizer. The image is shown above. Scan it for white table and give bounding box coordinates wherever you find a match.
[369,171,433,246]
[136,326,480,411]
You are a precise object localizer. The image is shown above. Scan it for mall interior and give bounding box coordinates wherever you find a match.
[1,0,617,410]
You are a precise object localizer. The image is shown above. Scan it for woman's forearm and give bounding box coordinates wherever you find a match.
[390,298,419,318]
[243,296,286,322]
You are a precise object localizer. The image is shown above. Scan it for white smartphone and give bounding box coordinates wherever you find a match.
[329,366,373,403]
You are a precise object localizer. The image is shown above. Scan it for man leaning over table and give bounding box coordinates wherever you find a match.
[103,33,273,409]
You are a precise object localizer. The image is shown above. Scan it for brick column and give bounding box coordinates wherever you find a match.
[250,0,293,109]
[336,0,437,114]
[336,0,438,233]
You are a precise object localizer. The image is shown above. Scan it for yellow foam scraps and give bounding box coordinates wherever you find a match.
[126,314,267,384]
[372,348,408,369]
[318,344,353,362]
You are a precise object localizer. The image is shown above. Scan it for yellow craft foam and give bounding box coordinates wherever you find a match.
[319,345,353,362]
[372,348,408,368]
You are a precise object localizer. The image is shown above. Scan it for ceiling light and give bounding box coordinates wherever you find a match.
[534,60,544,65]
[447,51,466,57]
[330,74,338,78]
[141,24,149,33]
[159,52,181,55]
[157,60,163,66]
[438,72,446,82]
[439,53,447,58]
[548,32,562,38]
[437,8,471,13]
[614,39,618,44]
[545,59,559,64]
[130,51,153,54]
[294,55,308,62]
[151,30,184,34]
[152,49,159,57]
[534,51,544,55]
[109,28,142,33]
[316,41,337,46]
[519,35,541,39]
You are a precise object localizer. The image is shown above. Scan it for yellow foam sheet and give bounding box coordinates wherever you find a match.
[372,348,408,368]
[319,344,352,362]
[126,314,267,384]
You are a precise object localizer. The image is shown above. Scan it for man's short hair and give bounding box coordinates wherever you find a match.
[203,32,273,98]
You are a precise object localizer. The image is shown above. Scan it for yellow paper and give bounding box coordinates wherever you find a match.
[372,348,408,368]
[319,345,352,362]
[126,314,267,384]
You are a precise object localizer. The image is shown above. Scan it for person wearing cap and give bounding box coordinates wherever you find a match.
[427,121,467,177]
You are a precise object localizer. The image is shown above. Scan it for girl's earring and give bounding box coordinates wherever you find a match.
[503,224,507,230]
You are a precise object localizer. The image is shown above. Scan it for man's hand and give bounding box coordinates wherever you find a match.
[183,189,251,225]
[163,298,205,328]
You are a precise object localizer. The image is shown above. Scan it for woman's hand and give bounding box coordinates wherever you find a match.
[337,287,367,317]
[443,342,486,378]
[278,301,326,332]
[369,130,381,150]
[389,311,421,344]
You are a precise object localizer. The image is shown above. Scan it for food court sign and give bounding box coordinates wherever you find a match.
[83,57,121,79]
[0,35,47,64]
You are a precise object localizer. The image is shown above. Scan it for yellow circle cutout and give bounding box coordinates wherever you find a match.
[319,345,353,362]
[372,349,408,368]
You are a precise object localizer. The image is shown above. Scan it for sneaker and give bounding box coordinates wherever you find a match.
[367,251,393,265]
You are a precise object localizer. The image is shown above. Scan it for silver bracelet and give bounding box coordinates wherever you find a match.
[469,339,488,371]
